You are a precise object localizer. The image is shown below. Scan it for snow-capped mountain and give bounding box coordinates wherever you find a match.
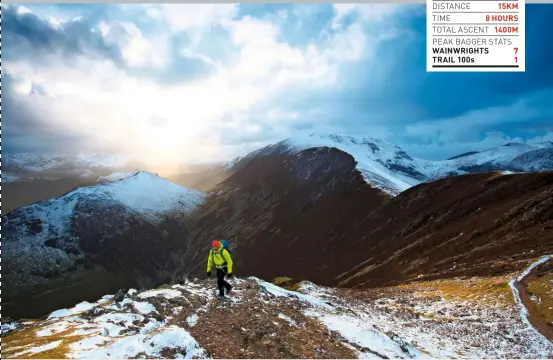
[2,171,206,319]
[421,142,553,179]
[227,134,553,195]
[510,147,553,172]
[228,133,426,195]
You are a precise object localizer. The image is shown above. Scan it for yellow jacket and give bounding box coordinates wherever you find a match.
[207,244,233,274]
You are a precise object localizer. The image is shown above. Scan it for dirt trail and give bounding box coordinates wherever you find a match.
[513,256,553,342]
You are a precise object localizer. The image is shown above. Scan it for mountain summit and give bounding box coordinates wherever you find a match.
[227,134,553,195]
[3,171,206,319]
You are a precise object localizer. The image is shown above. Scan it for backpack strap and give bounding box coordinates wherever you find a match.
[212,248,228,268]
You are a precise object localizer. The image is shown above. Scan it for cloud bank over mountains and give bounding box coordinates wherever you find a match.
[3,3,553,163]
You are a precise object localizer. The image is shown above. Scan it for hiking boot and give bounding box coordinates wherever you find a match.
[217,295,229,302]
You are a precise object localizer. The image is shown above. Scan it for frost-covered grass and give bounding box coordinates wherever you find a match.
[4,276,552,359]
[70,326,208,359]
[2,289,206,359]
[305,309,423,359]
[398,276,514,308]
[294,276,553,358]
[1,322,20,335]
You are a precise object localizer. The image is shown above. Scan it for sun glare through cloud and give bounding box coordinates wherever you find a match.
[2,3,552,166]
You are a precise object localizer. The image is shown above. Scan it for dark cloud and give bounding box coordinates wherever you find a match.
[1,74,101,154]
[124,33,219,85]
[245,4,553,155]
[2,5,124,66]
[378,5,553,119]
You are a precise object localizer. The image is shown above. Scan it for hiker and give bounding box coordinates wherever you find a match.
[207,240,234,300]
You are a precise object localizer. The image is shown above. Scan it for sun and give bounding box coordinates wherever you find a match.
[149,126,183,152]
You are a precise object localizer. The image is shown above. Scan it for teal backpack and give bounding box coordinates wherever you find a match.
[220,240,232,255]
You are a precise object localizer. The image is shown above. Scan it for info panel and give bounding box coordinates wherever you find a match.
[427,0,525,72]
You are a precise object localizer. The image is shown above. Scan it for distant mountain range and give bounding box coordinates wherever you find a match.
[227,134,553,195]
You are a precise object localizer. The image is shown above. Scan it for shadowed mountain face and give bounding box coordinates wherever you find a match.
[180,148,553,289]
[182,147,390,283]
[2,172,205,319]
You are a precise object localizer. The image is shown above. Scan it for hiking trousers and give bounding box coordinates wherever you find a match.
[216,267,232,296]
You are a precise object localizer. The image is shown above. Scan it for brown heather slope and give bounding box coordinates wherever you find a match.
[339,170,553,288]
[179,150,553,289]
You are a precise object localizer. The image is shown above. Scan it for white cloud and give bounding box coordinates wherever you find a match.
[179,49,216,66]
[5,3,410,163]
[332,4,404,29]
[150,4,239,33]
[98,21,169,68]
[527,131,553,144]
[16,5,34,15]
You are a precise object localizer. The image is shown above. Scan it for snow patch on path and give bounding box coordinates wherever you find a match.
[509,255,553,344]
[47,301,96,319]
[306,310,422,359]
[70,326,208,359]
[138,288,183,299]
[258,279,334,310]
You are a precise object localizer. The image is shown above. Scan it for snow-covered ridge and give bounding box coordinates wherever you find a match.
[8,171,206,223]
[96,171,140,183]
[227,134,553,196]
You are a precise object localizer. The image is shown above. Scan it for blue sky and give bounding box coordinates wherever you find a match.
[3,3,553,163]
